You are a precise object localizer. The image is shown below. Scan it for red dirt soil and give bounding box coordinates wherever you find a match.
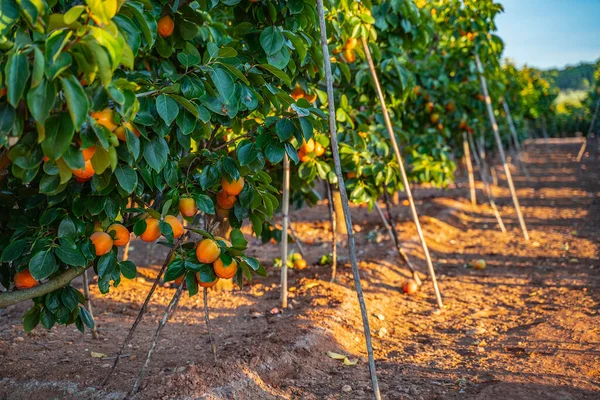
[1,144,599,399]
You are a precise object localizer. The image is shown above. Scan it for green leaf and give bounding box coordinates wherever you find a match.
[275,118,294,141]
[27,78,56,124]
[5,51,30,107]
[56,245,86,267]
[42,113,75,160]
[143,137,169,172]
[236,142,257,166]
[120,260,137,279]
[194,194,215,215]
[29,249,58,280]
[210,67,235,102]
[86,0,117,24]
[256,64,291,87]
[30,47,45,89]
[79,306,95,329]
[230,229,248,250]
[58,217,77,239]
[0,0,19,36]
[0,239,28,262]
[164,258,185,282]
[60,75,90,130]
[177,42,201,67]
[156,94,179,126]
[60,287,79,311]
[97,252,117,279]
[260,26,284,55]
[115,165,138,194]
[23,306,40,332]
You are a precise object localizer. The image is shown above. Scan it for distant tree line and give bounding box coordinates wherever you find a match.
[542,61,598,91]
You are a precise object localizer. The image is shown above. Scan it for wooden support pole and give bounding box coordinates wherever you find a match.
[203,287,217,366]
[462,133,477,207]
[475,53,530,241]
[316,2,381,398]
[467,132,507,233]
[362,37,443,309]
[82,270,99,339]
[280,155,290,309]
[578,99,599,161]
[325,182,338,283]
[502,100,531,182]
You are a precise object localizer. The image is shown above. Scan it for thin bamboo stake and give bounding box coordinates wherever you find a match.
[502,101,531,182]
[100,237,183,387]
[325,182,337,283]
[316,2,381,398]
[467,132,507,233]
[361,37,443,309]
[203,287,217,366]
[280,154,290,309]
[288,222,306,259]
[475,53,529,241]
[82,269,99,339]
[374,201,422,285]
[131,280,185,394]
[122,241,130,262]
[462,133,477,207]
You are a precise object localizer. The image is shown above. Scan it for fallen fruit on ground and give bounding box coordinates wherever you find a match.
[403,280,419,295]
[474,259,486,270]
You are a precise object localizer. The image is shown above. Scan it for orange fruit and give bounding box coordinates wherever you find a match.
[114,122,141,141]
[430,113,440,124]
[345,37,358,50]
[301,138,315,153]
[222,176,245,196]
[342,49,356,63]
[298,149,312,163]
[107,223,130,247]
[291,86,305,100]
[426,102,435,113]
[81,146,96,161]
[474,259,486,270]
[304,93,317,103]
[72,160,95,181]
[14,269,38,290]
[314,142,325,157]
[174,273,186,286]
[164,215,184,238]
[216,190,236,210]
[91,108,118,131]
[403,280,418,295]
[179,197,197,217]
[346,171,357,179]
[197,273,219,288]
[90,232,114,256]
[214,236,232,247]
[139,217,161,242]
[196,239,221,264]
[294,259,307,270]
[213,257,238,279]
[158,15,175,38]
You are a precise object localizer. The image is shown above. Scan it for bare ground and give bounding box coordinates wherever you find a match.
[1,143,599,400]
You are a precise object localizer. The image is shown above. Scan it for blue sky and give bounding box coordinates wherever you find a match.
[496,0,600,70]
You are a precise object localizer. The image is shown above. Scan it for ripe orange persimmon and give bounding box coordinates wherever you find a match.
[14,269,38,290]
[430,113,440,124]
[216,190,236,210]
[314,142,325,157]
[474,259,486,270]
[213,257,238,279]
[403,279,418,295]
[174,274,186,286]
[222,176,245,196]
[91,109,118,131]
[344,37,358,50]
[297,149,312,163]
[164,215,184,238]
[426,102,434,113]
[196,239,221,263]
[445,102,455,113]
[140,217,161,242]
[107,223,130,247]
[214,236,232,247]
[342,49,356,63]
[294,259,307,270]
[158,15,175,38]
[346,171,357,179]
[304,93,317,103]
[291,86,305,100]
[72,160,95,181]
[179,197,197,217]
[114,122,141,141]
[90,232,114,256]
[197,273,219,288]
[81,146,96,162]
[301,138,315,153]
